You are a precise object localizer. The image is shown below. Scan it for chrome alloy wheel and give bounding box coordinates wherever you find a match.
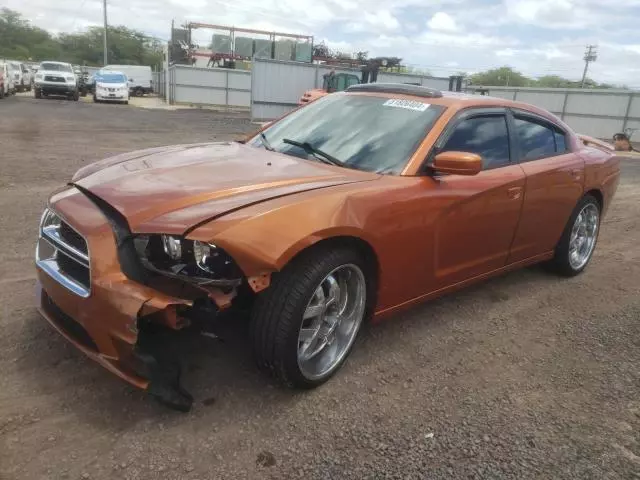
[568,203,599,270]
[297,264,366,381]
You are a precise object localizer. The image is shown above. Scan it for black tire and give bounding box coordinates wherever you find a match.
[73,91,79,101]
[0,87,4,99]
[549,194,601,277]
[250,246,373,389]
[34,88,41,99]
[124,100,129,105]
[93,94,98,103]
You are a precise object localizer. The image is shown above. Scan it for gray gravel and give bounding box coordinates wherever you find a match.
[1,94,640,480]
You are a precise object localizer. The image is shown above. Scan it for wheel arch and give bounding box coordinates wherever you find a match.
[584,188,603,212]
[283,234,380,282]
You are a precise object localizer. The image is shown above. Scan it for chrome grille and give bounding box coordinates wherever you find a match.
[36,209,91,297]
[44,75,65,82]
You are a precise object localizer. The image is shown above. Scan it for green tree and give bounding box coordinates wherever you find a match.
[469,66,529,87]
[0,8,163,68]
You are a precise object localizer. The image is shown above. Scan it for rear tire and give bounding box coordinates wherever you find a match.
[250,246,372,389]
[549,194,601,277]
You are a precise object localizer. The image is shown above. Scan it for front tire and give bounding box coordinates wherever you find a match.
[34,88,41,99]
[550,194,600,276]
[250,247,370,388]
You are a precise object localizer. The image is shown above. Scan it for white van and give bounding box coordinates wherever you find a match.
[103,64,152,96]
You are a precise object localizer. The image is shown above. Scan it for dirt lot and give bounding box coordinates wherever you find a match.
[1,94,639,480]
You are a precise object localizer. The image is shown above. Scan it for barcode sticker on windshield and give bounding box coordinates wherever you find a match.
[383,99,430,111]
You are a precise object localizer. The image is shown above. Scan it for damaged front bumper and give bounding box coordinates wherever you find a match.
[35,187,232,412]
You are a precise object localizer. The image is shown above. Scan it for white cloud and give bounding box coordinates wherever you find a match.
[427,12,458,32]
[4,0,640,87]
[496,48,517,57]
[345,11,400,33]
[364,10,400,30]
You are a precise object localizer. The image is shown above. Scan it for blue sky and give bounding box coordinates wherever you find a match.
[9,0,640,86]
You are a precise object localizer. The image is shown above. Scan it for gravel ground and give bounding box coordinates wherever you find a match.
[1,94,639,480]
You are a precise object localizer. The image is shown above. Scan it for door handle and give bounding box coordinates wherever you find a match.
[507,186,522,200]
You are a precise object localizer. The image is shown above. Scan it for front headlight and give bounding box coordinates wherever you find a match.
[134,234,242,287]
[66,75,76,82]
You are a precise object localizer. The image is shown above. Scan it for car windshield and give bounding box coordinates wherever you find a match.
[41,63,72,72]
[95,73,126,83]
[249,94,445,174]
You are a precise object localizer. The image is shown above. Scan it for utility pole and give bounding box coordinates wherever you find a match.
[581,44,597,88]
[103,0,108,66]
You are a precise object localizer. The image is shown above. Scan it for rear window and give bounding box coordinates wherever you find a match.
[514,116,566,160]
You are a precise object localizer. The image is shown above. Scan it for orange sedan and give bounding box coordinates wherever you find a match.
[35,84,620,410]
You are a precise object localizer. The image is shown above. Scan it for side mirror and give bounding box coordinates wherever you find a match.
[432,151,482,176]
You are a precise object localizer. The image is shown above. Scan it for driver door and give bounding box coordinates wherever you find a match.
[429,109,526,289]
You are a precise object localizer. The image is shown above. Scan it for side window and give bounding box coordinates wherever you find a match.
[335,75,348,91]
[554,131,566,153]
[345,75,360,88]
[514,117,560,160]
[442,115,510,169]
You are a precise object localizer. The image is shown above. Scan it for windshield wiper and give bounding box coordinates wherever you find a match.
[282,138,345,167]
[259,132,275,151]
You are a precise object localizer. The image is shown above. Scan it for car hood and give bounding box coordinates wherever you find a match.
[71,142,379,234]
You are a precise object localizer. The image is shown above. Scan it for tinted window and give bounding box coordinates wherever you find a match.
[249,94,444,175]
[442,115,510,169]
[335,75,359,91]
[514,117,557,160]
[554,131,566,153]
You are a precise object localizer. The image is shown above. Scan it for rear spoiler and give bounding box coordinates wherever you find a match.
[577,134,614,152]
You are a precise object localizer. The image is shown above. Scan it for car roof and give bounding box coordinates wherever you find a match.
[40,61,70,65]
[343,86,561,124]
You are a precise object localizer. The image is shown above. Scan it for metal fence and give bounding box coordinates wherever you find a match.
[250,58,450,121]
[474,86,640,139]
[163,65,251,108]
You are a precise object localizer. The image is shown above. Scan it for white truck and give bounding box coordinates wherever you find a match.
[0,61,13,98]
[33,61,79,100]
[7,62,22,93]
[12,62,33,92]
[103,64,152,96]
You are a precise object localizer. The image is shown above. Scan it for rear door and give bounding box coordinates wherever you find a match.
[507,109,585,263]
[429,108,527,288]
